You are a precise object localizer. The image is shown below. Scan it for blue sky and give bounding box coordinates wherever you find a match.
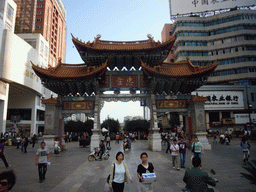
[61,0,172,122]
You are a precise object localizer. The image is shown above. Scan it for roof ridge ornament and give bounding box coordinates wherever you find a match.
[94,34,101,44]
[186,56,199,72]
[147,34,155,44]
[58,57,62,64]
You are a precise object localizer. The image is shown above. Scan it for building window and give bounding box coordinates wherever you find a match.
[209,112,219,122]
[36,18,42,22]
[251,93,255,102]
[37,4,43,8]
[40,41,44,54]
[35,25,41,29]
[6,3,14,22]
[25,39,37,49]
[5,22,12,30]
[222,112,230,119]
[7,109,32,121]
[37,11,43,15]
[44,45,48,58]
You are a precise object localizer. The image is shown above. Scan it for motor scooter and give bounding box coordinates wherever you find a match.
[88,148,109,161]
[123,140,131,150]
[220,135,225,144]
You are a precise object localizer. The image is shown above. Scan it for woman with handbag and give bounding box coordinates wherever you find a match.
[108,151,133,192]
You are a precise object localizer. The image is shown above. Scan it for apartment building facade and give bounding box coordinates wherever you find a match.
[161,8,256,132]
[14,0,66,67]
[0,0,51,136]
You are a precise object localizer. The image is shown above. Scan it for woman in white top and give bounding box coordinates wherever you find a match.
[109,151,133,192]
[54,138,60,156]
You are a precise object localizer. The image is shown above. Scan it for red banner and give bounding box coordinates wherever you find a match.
[63,101,94,110]
[156,100,187,109]
[111,75,138,88]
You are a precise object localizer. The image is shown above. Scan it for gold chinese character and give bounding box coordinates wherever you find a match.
[126,77,134,86]
[117,77,124,86]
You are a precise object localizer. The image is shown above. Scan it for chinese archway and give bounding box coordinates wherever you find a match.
[32,34,217,151]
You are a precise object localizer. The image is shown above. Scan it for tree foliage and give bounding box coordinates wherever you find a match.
[101,117,120,134]
[124,119,150,133]
[64,120,93,135]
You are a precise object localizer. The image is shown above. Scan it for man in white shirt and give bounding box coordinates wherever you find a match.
[170,139,180,170]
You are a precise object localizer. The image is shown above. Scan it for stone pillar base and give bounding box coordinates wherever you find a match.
[90,129,100,152]
[148,129,162,151]
[196,132,211,150]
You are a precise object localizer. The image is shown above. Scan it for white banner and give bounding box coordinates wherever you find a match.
[170,0,255,16]
[235,114,256,124]
[194,91,244,110]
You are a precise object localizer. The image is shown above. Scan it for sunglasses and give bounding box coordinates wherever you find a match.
[0,181,8,186]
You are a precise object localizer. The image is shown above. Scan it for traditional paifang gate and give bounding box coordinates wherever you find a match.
[32,34,217,151]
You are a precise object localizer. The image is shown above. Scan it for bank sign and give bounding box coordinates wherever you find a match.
[195,91,244,110]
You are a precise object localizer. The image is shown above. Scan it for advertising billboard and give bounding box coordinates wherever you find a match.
[235,114,256,124]
[170,0,256,16]
[194,91,244,110]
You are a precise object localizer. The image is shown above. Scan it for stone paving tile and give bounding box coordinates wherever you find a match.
[1,138,256,192]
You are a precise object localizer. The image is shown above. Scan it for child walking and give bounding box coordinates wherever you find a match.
[36,142,50,183]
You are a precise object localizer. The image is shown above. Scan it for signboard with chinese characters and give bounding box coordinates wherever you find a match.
[195,91,244,110]
[63,101,94,110]
[111,75,138,88]
[170,0,255,16]
[156,100,187,109]
[235,114,256,124]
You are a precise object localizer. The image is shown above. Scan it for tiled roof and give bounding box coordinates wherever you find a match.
[32,59,107,79]
[71,34,175,51]
[191,93,209,102]
[141,57,217,78]
[41,95,60,104]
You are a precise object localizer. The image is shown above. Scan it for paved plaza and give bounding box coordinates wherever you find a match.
[1,137,256,192]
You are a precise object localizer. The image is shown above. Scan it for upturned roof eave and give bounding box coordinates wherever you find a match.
[71,34,175,52]
[31,61,107,80]
[141,60,217,78]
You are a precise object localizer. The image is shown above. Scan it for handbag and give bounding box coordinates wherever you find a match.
[107,163,115,184]
[191,142,195,153]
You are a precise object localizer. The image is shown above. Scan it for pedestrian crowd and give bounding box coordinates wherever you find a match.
[0,129,253,191]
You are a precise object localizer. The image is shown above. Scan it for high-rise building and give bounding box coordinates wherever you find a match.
[14,0,66,67]
[0,0,51,135]
[162,8,256,85]
[161,4,256,132]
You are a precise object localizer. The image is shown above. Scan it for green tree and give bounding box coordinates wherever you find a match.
[84,119,93,135]
[101,117,120,134]
[124,119,150,133]
[64,120,93,135]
